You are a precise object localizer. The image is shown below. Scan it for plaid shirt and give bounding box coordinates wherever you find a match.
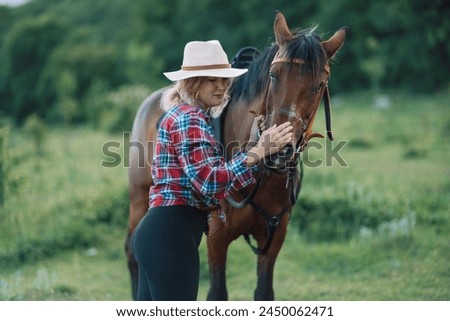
[149,104,256,210]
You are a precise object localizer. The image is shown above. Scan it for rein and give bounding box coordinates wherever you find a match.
[226,175,262,208]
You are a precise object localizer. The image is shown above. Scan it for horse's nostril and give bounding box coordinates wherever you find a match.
[280,143,294,159]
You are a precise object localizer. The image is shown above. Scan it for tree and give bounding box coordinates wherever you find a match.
[40,36,125,123]
[0,15,68,122]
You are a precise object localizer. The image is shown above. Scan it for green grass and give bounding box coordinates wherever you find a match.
[1,224,447,300]
[0,90,449,300]
[0,127,128,267]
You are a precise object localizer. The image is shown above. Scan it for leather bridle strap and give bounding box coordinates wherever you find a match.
[323,84,334,141]
[271,57,305,65]
[226,176,262,209]
[243,204,290,255]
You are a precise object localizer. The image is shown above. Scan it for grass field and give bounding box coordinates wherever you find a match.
[0,90,449,300]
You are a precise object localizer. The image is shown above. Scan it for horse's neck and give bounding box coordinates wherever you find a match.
[226,97,263,139]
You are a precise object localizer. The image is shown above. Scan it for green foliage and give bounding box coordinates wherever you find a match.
[0,126,129,269]
[85,84,152,133]
[0,14,69,122]
[131,0,321,76]
[23,114,48,155]
[292,187,397,242]
[37,32,127,124]
[0,6,14,46]
[0,126,9,207]
[124,41,165,87]
[289,90,449,245]
[0,91,448,300]
[1,0,449,125]
[130,0,450,94]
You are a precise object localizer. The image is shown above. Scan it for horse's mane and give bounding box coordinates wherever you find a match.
[230,27,327,102]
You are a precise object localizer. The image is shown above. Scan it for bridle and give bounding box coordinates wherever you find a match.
[226,49,333,255]
[270,51,333,155]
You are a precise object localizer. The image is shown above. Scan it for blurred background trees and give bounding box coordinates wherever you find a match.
[0,0,448,128]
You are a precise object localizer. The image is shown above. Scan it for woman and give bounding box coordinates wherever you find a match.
[131,40,292,300]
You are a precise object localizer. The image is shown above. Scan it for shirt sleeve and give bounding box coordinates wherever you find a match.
[171,110,256,200]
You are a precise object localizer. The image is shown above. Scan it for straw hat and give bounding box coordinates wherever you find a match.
[163,40,248,81]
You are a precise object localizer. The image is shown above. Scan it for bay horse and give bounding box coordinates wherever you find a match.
[126,12,346,300]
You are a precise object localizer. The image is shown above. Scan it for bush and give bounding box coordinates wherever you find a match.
[293,196,392,242]
[0,127,129,268]
[85,84,152,133]
[23,114,48,155]
[0,126,9,207]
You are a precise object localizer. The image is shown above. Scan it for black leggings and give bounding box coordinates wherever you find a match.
[131,205,207,301]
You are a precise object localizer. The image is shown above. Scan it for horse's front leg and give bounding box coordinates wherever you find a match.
[254,253,277,300]
[254,218,288,301]
[206,221,232,301]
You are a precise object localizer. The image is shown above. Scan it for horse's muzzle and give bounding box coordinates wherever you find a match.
[264,143,295,170]
[278,143,294,160]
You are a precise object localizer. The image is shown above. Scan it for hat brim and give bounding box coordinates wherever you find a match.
[163,67,247,81]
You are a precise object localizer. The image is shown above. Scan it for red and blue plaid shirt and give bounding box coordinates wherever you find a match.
[149,104,256,210]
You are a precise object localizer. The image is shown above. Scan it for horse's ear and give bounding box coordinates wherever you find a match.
[322,27,348,60]
[274,11,294,46]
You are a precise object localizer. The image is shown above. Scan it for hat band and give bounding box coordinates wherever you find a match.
[181,63,231,71]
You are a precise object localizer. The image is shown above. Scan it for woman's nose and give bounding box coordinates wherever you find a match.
[218,78,228,90]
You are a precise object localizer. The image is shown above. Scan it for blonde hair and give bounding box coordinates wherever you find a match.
[161,77,230,118]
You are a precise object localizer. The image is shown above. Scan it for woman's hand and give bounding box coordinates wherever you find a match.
[246,122,293,167]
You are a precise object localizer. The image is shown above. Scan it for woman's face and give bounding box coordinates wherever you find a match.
[196,77,230,108]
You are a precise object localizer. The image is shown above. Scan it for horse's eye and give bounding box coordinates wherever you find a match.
[269,73,276,82]
[313,82,324,93]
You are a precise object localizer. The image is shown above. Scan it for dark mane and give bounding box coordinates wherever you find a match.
[230,28,327,102]
[229,44,277,102]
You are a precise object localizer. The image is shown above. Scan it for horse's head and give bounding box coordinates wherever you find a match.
[262,12,347,171]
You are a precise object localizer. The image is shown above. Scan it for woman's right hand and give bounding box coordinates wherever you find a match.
[246,122,293,166]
